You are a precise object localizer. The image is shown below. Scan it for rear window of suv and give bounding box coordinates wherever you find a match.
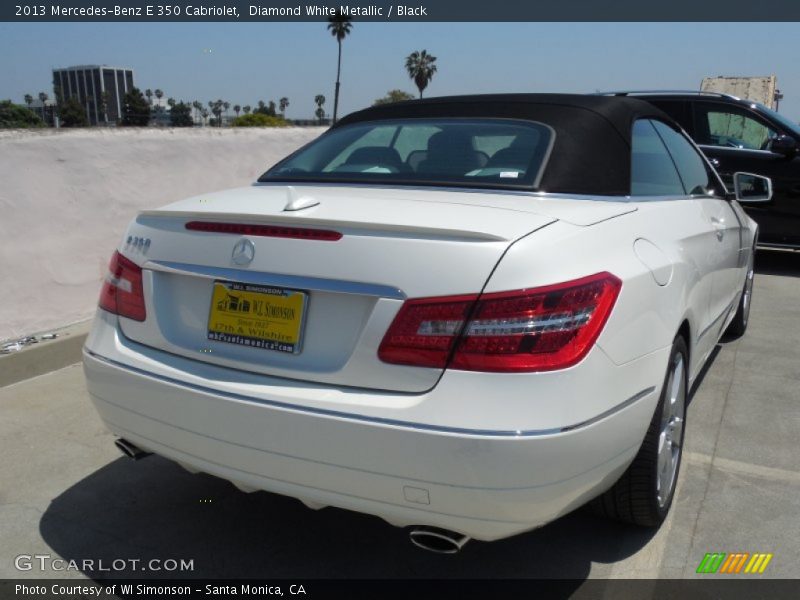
[260,119,554,190]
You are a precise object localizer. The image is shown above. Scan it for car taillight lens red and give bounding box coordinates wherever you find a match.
[378,272,621,372]
[185,221,342,241]
[98,251,146,321]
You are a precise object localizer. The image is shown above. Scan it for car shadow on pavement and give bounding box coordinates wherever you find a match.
[687,344,722,408]
[39,456,656,580]
[755,248,800,277]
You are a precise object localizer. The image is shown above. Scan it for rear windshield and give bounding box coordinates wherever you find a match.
[259,118,554,190]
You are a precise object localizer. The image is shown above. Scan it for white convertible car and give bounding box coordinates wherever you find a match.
[83,95,764,553]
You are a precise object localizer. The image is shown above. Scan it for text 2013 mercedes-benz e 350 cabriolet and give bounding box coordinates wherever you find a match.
[83,95,765,553]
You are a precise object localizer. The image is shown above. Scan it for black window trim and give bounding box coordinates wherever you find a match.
[647,117,727,200]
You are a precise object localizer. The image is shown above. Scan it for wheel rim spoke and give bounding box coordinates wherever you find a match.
[657,354,685,508]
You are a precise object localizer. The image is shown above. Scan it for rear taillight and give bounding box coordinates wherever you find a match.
[378,272,621,372]
[98,251,146,321]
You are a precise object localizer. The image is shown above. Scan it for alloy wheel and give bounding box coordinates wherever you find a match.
[656,353,686,508]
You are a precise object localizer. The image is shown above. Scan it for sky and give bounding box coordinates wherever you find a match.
[2,22,800,121]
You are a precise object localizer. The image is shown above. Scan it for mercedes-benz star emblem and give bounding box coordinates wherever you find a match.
[231,238,255,266]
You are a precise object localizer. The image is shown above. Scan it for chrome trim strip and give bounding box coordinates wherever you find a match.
[85,349,654,438]
[698,144,777,157]
[146,260,405,300]
[253,181,704,205]
[757,242,800,250]
[559,387,656,433]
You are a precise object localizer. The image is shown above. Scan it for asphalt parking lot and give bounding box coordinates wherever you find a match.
[1,251,798,582]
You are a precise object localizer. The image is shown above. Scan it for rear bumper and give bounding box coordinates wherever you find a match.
[83,313,667,541]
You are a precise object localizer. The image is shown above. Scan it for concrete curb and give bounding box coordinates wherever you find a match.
[0,320,91,388]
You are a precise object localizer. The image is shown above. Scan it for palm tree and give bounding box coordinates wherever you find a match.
[405,50,438,98]
[223,101,230,124]
[38,92,48,121]
[145,89,153,105]
[314,94,326,124]
[327,14,352,124]
[200,108,209,126]
[24,94,33,109]
[279,97,289,116]
[243,105,251,114]
[192,100,202,123]
[210,99,224,126]
[154,89,164,112]
[233,104,241,117]
[167,97,176,108]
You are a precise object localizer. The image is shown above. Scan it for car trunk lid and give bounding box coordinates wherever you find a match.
[115,184,630,393]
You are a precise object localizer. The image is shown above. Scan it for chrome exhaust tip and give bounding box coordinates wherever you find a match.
[409,526,470,554]
[114,438,151,461]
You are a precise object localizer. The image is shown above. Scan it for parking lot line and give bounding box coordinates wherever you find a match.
[684,452,800,485]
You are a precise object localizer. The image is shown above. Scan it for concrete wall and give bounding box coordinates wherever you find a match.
[0,127,325,341]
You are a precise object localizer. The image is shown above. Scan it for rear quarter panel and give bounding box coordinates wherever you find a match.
[484,201,708,372]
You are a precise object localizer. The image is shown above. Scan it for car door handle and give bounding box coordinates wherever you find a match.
[711,216,725,240]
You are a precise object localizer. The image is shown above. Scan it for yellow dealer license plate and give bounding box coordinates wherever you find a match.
[207,281,307,354]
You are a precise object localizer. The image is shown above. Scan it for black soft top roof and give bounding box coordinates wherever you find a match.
[334,94,677,196]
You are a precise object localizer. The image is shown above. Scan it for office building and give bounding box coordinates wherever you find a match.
[52,65,135,125]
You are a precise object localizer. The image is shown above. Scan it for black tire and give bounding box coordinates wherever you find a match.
[726,249,755,338]
[591,336,688,527]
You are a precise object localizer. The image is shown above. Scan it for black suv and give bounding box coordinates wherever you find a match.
[606,91,800,249]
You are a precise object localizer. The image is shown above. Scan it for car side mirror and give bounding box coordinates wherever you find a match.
[769,134,797,156]
[733,172,772,203]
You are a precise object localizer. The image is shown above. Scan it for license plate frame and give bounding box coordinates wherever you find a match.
[206,280,308,355]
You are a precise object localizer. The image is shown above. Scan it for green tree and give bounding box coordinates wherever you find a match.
[254,100,277,117]
[0,100,45,128]
[167,97,176,108]
[243,105,251,114]
[59,96,88,127]
[169,101,194,127]
[373,89,416,106]
[279,97,289,116]
[405,50,438,98]
[24,94,33,109]
[231,113,288,127]
[155,89,164,103]
[327,13,352,123]
[120,87,151,126]
[145,89,153,105]
[233,104,241,117]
